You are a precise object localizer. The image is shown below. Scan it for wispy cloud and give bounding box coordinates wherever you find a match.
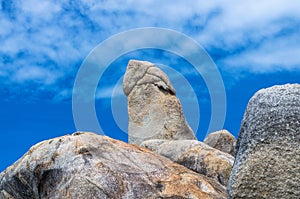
[220,31,300,73]
[193,0,300,73]
[13,66,61,84]
[1,0,300,101]
[96,84,123,99]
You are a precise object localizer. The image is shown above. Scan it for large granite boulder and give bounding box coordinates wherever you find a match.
[123,60,196,145]
[141,139,234,187]
[228,84,300,198]
[0,132,226,199]
[204,130,236,156]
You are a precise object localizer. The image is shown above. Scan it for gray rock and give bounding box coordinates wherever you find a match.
[141,139,234,187]
[228,84,300,198]
[204,130,236,156]
[123,60,196,145]
[0,132,226,199]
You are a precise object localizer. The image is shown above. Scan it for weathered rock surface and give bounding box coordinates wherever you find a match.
[123,60,196,145]
[141,139,234,187]
[0,132,226,199]
[228,84,300,198]
[204,130,236,156]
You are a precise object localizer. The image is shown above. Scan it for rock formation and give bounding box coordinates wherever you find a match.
[0,132,226,199]
[123,60,196,145]
[228,84,300,198]
[141,139,234,187]
[4,59,300,198]
[204,130,236,156]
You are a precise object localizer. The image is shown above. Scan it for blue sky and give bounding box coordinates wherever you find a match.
[1,0,300,171]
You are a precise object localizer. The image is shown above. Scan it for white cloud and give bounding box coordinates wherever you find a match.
[220,33,300,73]
[53,89,72,102]
[197,2,299,45]
[20,0,61,21]
[1,0,300,101]
[13,66,61,84]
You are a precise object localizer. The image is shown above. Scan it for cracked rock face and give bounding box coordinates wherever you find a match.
[204,130,236,156]
[0,132,226,199]
[228,84,300,198]
[123,60,196,145]
[141,139,234,187]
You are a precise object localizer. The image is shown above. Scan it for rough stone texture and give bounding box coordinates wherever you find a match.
[141,139,234,187]
[204,130,236,156]
[123,60,196,145]
[0,132,226,199]
[228,84,300,198]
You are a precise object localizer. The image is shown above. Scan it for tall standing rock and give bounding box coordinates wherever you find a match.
[228,84,300,198]
[123,60,196,145]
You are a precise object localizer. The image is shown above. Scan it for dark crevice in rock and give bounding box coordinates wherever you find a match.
[155,83,175,95]
[38,169,63,198]
[155,180,164,192]
[1,175,35,199]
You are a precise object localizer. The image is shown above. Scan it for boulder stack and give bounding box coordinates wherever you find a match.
[141,139,234,187]
[0,132,226,199]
